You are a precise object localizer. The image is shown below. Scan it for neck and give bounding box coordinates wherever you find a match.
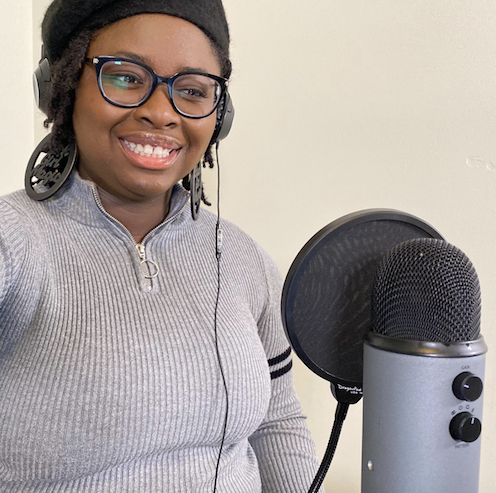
[97,186,171,243]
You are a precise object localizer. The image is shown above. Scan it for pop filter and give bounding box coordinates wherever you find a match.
[281,209,444,401]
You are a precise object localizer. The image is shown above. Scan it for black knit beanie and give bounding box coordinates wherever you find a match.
[42,0,230,63]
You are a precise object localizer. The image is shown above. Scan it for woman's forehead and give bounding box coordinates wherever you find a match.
[89,14,221,74]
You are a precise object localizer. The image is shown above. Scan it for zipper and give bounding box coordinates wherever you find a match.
[136,243,159,279]
[90,185,188,288]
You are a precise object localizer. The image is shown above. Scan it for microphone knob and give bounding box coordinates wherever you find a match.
[449,412,482,443]
[452,372,483,401]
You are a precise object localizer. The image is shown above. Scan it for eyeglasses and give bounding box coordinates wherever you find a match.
[84,56,228,119]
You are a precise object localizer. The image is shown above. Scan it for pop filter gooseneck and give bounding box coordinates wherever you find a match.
[281,209,444,492]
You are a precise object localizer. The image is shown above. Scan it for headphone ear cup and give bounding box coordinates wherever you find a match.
[34,57,51,116]
[209,91,234,146]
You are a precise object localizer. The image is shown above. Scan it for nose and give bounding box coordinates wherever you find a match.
[132,84,181,128]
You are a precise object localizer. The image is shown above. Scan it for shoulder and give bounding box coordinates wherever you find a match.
[0,188,48,220]
[0,190,49,300]
[200,208,277,268]
[0,190,36,237]
[0,189,59,270]
[0,189,52,244]
[196,209,282,299]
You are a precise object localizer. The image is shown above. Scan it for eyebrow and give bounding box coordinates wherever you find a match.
[113,51,212,75]
[114,51,149,64]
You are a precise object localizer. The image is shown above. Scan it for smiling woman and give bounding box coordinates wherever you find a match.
[0,1,321,492]
[73,15,222,240]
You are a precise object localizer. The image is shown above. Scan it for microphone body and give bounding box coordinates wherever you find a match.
[362,335,486,493]
[361,238,486,493]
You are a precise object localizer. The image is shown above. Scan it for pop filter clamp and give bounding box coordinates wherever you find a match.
[281,209,444,492]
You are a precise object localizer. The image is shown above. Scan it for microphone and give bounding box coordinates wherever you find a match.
[361,238,487,493]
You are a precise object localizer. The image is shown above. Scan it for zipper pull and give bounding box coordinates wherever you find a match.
[136,243,160,279]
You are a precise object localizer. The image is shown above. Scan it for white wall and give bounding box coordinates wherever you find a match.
[1,1,495,492]
[32,0,52,144]
[0,0,33,195]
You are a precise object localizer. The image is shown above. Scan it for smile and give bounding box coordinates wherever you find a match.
[119,137,182,171]
[122,139,175,159]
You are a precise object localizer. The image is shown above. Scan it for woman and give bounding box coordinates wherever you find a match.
[0,1,320,491]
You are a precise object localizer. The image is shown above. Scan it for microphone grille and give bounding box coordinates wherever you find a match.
[372,238,481,343]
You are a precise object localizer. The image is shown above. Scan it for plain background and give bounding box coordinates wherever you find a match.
[1,1,495,491]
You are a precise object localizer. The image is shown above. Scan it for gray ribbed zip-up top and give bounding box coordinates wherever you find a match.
[0,172,321,492]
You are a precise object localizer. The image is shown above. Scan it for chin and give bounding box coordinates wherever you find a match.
[124,176,178,201]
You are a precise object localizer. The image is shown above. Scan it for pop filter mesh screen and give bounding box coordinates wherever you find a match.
[283,212,443,386]
[371,238,481,343]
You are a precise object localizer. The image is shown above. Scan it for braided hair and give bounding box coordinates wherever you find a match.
[44,24,232,205]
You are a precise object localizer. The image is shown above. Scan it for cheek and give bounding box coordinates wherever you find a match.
[74,70,122,133]
[73,94,125,149]
[187,114,218,150]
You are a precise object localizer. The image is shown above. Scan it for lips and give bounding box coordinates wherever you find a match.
[123,139,174,159]
[118,134,182,170]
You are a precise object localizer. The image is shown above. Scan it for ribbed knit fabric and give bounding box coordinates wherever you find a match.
[0,172,321,492]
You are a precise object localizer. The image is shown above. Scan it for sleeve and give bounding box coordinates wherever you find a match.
[248,246,324,493]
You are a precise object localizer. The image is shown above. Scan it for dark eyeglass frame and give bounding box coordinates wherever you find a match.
[84,56,228,119]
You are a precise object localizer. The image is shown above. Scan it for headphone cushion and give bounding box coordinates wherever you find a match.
[34,58,52,115]
[209,92,235,146]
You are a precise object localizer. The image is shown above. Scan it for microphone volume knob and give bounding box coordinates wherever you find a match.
[449,412,482,443]
[452,372,483,401]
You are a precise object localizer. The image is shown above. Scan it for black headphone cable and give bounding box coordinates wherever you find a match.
[212,141,229,493]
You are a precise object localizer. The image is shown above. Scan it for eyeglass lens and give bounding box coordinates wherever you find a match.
[100,60,222,117]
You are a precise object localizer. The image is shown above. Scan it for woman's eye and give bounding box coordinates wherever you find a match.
[102,73,143,89]
[176,88,208,99]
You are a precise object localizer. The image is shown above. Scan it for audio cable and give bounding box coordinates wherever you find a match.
[212,142,229,493]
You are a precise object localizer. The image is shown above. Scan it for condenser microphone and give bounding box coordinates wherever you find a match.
[361,238,487,493]
[282,210,444,490]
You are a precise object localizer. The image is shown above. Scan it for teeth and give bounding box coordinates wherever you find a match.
[123,140,173,159]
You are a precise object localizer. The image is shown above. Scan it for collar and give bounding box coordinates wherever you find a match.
[48,170,191,235]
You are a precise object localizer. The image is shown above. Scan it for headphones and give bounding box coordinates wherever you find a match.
[209,91,234,146]
[33,47,51,116]
[33,45,235,145]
